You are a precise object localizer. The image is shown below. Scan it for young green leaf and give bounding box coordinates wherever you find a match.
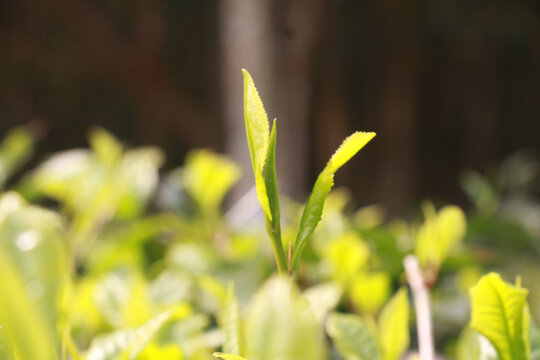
[242,70,286,273]
[326,312,380,360]
[242,69,272,221]
[292,131,376,270]
[213,353,249,360]
[264,119,287,272]
[378,288,410,360]
[470,273,529,360]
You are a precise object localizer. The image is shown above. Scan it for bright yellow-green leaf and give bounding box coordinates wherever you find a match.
[325,232,370,285]
[327,132,376,173]
[326,312,380,360]
[242,69,272,221]
[292,132,375,270]
[415,205,466,270]
[183,149,241,215]
[244,276,326,360]
[378,288,410,360]
[470,273,529,360]
[213,352,248,360]
[349,272,390,315]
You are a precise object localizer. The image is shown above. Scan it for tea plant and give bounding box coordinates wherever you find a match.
[242,69,375,275]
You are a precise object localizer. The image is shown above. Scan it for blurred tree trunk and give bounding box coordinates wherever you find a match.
[219,0,277,202]
[374,0,420,214]
[275,0,324,199]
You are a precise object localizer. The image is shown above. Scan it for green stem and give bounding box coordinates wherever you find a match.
[264,217,287,275]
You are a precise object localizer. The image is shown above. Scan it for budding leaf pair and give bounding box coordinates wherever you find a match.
[242,69,375,274]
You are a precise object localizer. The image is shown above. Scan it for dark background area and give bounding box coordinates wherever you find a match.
[1,0,540,214]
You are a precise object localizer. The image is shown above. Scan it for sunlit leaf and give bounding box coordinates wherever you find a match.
[292,132,375,270]
[378,288,409,360]
[470,273,529,360]
[326,312,380,360]
[244,276,325,360]
[242,69,271,221]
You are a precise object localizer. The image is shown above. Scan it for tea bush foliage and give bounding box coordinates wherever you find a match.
[1,71,540,359]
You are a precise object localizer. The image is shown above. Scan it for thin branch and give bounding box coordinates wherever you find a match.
[404,255,435,360]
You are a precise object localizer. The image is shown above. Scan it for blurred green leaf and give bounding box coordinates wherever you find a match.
[349,272,390,315]
[530,321,540,360]
[0,192,67,360]
[303,282,342,322]
[326,312,380,360]
[415,204,467,272]
[0,193,67,360]
[183,149,241,216]
[378,288,409,360]
[470,273,528,360]
[213,352,248,360]
[220,283,243,355]
[244,276,326,360]
[292,132,375,270]
[85,307,184,360]
[0,127,34,188]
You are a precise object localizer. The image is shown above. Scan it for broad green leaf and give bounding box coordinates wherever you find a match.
[0,192,67,360]
[378,288,410,360]
[244,276,325,360]
[326,312,380,360]
[415,205,466,270]
[292,132,375,270]
[470,273,529,360]
[213,352,248,360]
[220,283,243,355]
[242,69,272,221]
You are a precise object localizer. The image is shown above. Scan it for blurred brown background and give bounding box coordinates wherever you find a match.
[2,0,540,214]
